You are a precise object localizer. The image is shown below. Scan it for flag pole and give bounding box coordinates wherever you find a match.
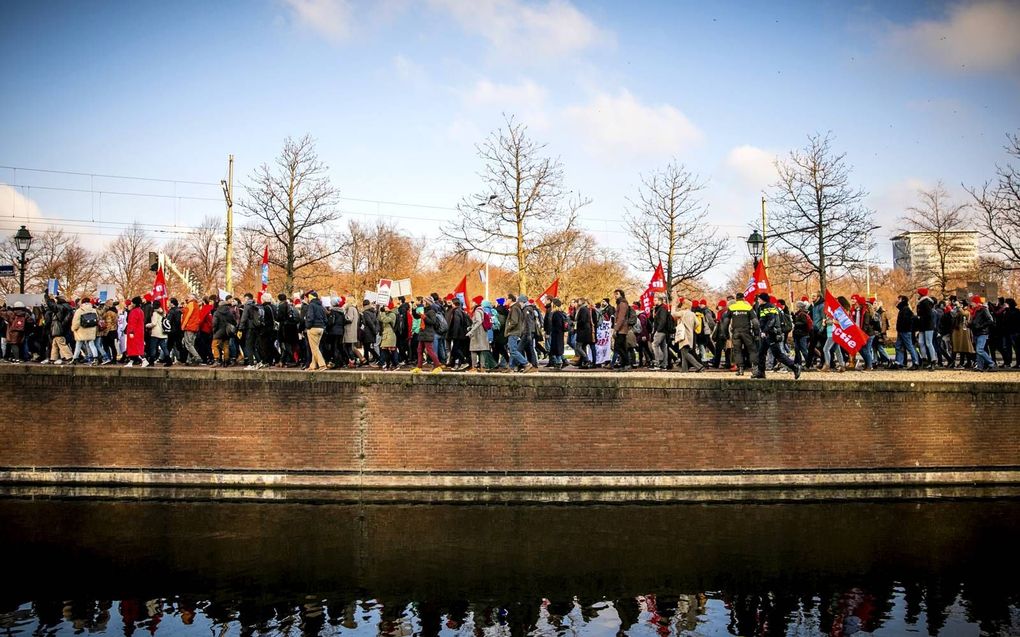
[484,261,489,301]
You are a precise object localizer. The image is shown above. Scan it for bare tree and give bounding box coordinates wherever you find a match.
[60,242,100,299]
[443,116,589,296]
[240,135,342,294]
[767,133,876,295]
[625,161,730,301]
[186,215,226,293]
[968,132,1020,271]
[899,181,972,297]
[102,223,154,299]
[335,218,425,294]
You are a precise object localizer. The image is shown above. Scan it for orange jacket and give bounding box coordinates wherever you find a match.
[181,300,202,332]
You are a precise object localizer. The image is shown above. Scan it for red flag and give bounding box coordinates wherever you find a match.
[743,260,772,300]
[649,262,666,293]
[151,267,168,312]
[258,245,269,302]
[640,286,655,313]
[538,278,559,306]
[452,275,468,309]
[824,290,867,356]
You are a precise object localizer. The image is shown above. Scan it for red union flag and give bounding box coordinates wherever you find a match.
[152,267,168,312]
[452,275,468,308]
[640,286,655,313]
[649,263,666,293]
[825,290,867,356]
[538,278,559,306]
[743,260,771,300]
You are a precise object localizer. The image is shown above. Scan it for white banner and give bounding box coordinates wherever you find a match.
[97,283,117,303]
[595,319,613,364]
[376,278,392,307]
[392,278,413,298]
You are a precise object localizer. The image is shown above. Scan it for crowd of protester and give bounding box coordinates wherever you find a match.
[1,285,1017,376]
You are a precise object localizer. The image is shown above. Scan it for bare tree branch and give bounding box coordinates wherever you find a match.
[967,131,1020,271]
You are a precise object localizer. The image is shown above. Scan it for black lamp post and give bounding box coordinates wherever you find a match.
[746,230,764,268]
[13,225,33,294]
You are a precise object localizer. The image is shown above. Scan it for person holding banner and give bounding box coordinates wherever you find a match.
[753,293,801,379]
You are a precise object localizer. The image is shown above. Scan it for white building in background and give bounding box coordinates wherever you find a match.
[891,231,979,283]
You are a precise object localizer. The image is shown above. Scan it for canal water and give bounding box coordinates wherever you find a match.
[0,496,1017,637]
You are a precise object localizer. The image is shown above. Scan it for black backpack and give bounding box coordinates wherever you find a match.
[626,306,637,327]
[779,310,793,334]
[79,311,98,329]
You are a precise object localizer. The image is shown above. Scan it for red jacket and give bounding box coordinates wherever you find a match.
[126,307,146,356]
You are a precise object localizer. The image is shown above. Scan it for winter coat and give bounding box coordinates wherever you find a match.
[212,302,236,340]
[418,307,438,341]
[379,309,397,348]
[361,307,379,343]
[304,298,326,329]
[239,301,260,331]
[125,306,146,356]
[613,299,631,334]
[970,304,994,337]
[673,308,698,349]
[575,305,595,345]
[1,308,31,344]
[951,308,975,354]
[505,302,525,338]
[548,308,568,356]
[146,307,167,339]
[181,300,202,332]
[493,305,509,347]
[468,306,489,352]
[71,302,99,342]
[343,304,360,344]
[916,296,935,331]
[895,299,915,335]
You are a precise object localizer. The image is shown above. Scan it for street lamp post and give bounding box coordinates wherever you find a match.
[13,225,33,294]
[746,230,764,268]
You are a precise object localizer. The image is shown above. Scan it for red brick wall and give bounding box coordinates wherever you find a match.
[2,367,1017,475]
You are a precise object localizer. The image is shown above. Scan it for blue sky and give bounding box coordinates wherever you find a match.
[1,0,1018,285]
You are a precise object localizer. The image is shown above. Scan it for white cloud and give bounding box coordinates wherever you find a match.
[461,78,550,128]
[429,0,610,60]
[393,54,428,86]
[281,0,354,42]
[565,90,702,158]
[888,0,1020,73]
[724,145,777,187]
[0,185,43,220]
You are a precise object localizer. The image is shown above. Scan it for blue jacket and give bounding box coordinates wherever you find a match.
[304,298,326,329]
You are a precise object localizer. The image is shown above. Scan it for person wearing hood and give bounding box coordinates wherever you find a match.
[378,303,398,370]
[70,298,100,365]
[893,295,921,370]
[211,299,236,366]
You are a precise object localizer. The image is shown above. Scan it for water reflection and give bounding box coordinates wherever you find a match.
[0,497,1017,637]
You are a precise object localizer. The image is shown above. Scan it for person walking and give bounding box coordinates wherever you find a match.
[672,298,705,373]
[719,293,759,376]
[612,289,633,371]
[893,295,921,370]
[70,298,100,365]
[303,291,327,371]
[753,293,801,379]
[180,294,203,365]
[466,298,490,372]
[124,297,146,367]
[969,295,996,372]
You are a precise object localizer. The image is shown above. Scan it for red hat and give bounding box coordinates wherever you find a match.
[444,293,454,301]
[677,296,686,306]
[971,294,983,304]
[699,298,707,306]
[917,288,929,296]
[691,300,700,308]
[769,295,777,304]
[800,296,809,302]
[717,299,727,308]
[471,295,484,305]
[338,295,346,306]
[868,296,876,303]
[143,293,153,302]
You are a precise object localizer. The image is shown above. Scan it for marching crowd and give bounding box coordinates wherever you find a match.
[1,286,1018,377]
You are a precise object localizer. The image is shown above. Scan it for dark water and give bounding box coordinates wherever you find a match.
[1,496,1018,637]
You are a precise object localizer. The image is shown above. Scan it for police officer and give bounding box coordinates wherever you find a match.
[754,292,801,380]
[720,292,759,376]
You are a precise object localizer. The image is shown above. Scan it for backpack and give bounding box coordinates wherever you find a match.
[632,313,643,335]
[289,305,301,325]
[675,316,687,342]
[434,310,449,335]
[79,311,98,329]
[482,311,493,331]
[262,305,276,331]
[693,312,703,335]
[253,305,265,328]
[9,313,27,332]
[490,310,502,331]
[162,316,172,334]
[626,306,637,327]
[779,310,792,334]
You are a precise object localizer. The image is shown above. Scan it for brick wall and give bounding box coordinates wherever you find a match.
[1,366,1018,482]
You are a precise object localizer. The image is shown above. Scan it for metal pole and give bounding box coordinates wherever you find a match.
[18,251,26,294]
[225,154,234,296]
[761,196,768,269]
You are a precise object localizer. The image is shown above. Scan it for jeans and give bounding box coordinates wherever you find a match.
[859,335,874,368]
[758,339,797,375]
[507,335,529,368]
[72,338,98,362]
[895,332,920,367]
[824,335,844,369]
[152,337,169,363]
[652,332,669,369]
[794,335,810,366]
[919,330,936,362]
[975,334,995,370]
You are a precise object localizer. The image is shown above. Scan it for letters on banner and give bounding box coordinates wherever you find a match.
[824,290,867,356]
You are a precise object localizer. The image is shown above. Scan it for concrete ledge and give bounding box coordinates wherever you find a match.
[3,467,1018,490]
